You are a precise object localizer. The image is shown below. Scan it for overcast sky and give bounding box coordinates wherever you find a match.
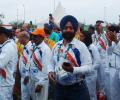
[0,0,120,24]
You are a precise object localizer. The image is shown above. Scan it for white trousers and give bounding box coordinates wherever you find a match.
[35,82,49,100]
[97,63,106,94]
[30,80,49,100]
[21,79,31,100]
[86,71,97,100]
[104,69,110,100]
[110,68,120,100]
[0,86,13,100]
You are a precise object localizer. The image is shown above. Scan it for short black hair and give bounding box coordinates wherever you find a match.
[81,31,92,47]
[108,25,119,33]
[53,25,61,31]
[89,25,95,31]
[49,14,52,17]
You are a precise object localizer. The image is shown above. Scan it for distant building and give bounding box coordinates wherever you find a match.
[37,2,66,27]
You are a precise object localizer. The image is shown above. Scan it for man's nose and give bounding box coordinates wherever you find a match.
[66,27,72,32]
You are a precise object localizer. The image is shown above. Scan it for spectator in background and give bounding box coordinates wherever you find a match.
[106,25,120,100]
[88,25,95,35]
[15,29,21,38]
[44,23,60,49]
[13,28,23,100]
[22,23,31,34]
[75,24,83,40]
[53,25,63,40]
[49,14,55,27]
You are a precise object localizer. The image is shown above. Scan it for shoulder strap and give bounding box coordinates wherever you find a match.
[36,47,42,57]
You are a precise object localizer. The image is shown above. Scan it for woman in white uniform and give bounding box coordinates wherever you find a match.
[80,31,101,100]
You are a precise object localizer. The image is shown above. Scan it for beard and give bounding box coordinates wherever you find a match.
[62,32,75,42]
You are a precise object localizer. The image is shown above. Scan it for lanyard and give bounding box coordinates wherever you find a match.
[31,46,43,70]
[57,43,72,62]
[31,45,42,59]
[23,47,29,55]
[30,45,37,58]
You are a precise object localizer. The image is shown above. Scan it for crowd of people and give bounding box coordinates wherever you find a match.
[0,15,120,100]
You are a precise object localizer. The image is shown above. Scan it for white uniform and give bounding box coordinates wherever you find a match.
[0,39,18,100]
[48,38,92,85]
[107,41,120,100]
[92,31,101,45]
[92,32,110,99]
[19,41,32,100]
[85,44,101,100]
[30,41,52,100]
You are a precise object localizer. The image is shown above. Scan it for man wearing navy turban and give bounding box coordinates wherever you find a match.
[48,15,92,100]
[60,15,78,42]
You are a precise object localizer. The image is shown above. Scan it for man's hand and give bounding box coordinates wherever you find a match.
[107,31,118,44]
[35,85,42,93]
[48,72,56,83]
[62,62,74,73]
[23,76,29,85]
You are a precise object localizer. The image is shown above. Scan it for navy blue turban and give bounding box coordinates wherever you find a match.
[60,15,79,32]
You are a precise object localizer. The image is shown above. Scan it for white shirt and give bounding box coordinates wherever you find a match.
[30,41,52,86]
[0,39,18,86]
[92,31,101,45]
[93,32,108,65]
[48,38,92,85]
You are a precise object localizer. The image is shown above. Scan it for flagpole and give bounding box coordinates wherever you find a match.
[54,0,55,11]
[16,8,18,28]
[119,15,120,24]
[104,7,107,23]
[23,4,25,23]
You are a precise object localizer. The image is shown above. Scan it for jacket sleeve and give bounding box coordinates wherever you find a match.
[73,43,92,74]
